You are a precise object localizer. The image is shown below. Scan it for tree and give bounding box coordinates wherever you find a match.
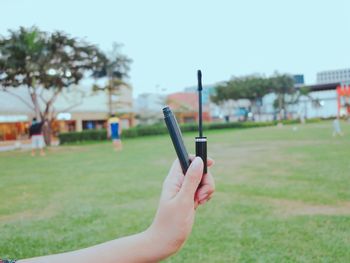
[211,75,270,120]
[212,79,243,107]
[238,75,270,120]
[269,73,295,119]
[92,43,132,115]
[290,86,321,119]
[0,26,106,144]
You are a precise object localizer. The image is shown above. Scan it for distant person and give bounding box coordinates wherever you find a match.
[2,156,215,263]
[107,114,122,150]
[332,118,344,137]
[29,118,45,156]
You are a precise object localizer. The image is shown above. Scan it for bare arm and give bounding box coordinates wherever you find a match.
[19,230,163,263]
[18,157,215,263]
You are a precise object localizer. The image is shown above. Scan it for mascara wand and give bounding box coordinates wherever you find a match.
[195,70,207,174]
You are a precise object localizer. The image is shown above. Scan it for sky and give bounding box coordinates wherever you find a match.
[1,0,349,96]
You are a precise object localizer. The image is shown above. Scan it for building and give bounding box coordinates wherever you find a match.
[184,84,217,104]
[166,92,211,123]
[317,68,350,84]
[184,83,223,120]
[134,93,166,125]
[259,82,342,120]
[293,74,305,87]
[0,85,134,141]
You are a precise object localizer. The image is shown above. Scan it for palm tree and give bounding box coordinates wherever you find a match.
[93,43,132,115]
[270,73,295,119]
[0,27,46,117]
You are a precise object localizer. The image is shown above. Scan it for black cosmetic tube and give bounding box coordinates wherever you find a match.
[163,106,190,174]
[195,137,207,174]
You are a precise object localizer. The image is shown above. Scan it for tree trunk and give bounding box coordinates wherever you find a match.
[278,94,283,121]
[108,87,113,115]
[254,98,262,122]
[282,95,287,120]
[108,77,113,115]
[29,90,41,119]
[42,120,52,146]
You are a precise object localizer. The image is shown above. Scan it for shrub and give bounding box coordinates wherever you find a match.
[59,129,107,144]
[58,118,322,144]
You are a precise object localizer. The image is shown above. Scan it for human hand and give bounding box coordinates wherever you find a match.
[147,156,215,260]
[17,157,214,263]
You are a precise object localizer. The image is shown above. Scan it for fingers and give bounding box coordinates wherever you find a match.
[161,159,185,200]
[177,157,203,200]
[196,183,214,203]
[163,156,215,204]
[196,172,215,205]
[200,172,215,193]
[189,155,215,168]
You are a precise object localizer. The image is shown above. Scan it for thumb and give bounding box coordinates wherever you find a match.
[178,157,204,200]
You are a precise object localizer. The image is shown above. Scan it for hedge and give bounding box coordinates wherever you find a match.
[58,118,321,145]
[58,129,107,144]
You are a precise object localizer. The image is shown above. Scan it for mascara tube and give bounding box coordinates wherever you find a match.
[196,70,207,174]
[163,106,190,173]
[195,137,207,174]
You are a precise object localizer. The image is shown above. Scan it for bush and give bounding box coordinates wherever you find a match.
[58,118,322,144]
[59,129,107,144]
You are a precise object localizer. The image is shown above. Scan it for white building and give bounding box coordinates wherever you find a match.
[317,68,350,84]
[260,83,340,120]
[134,93,166,125]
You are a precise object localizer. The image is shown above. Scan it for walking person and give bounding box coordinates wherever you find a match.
[332,117,344,137]
[29,118,46,156]
[107,114,122,151]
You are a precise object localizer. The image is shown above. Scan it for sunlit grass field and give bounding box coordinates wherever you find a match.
[1,121,350,262]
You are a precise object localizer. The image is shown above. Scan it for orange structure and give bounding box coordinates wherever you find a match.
[166,92,211,123]
[336,85,350,117]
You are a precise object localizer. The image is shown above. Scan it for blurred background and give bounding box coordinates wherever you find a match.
[1,1,350,262]
[1,0,350,146]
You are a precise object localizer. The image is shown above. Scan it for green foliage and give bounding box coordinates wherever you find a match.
[92,43,132,115]
[211,75,271,104]
[211,73,295,109]
[58,129,108,144]
[58,119,321,144]
[212,73,296,120]
[92,43,132,80]
[0,26,105,90]
[123,125,168,138]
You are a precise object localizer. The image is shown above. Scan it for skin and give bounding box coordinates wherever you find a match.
[31,147,45,157]
[19,156,215,263]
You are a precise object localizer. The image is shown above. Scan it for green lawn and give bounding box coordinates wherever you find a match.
[1,121,350,262]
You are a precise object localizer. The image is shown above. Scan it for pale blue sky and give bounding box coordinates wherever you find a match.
[1,0,349,96]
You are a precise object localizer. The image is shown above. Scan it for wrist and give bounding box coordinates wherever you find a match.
[144,224,180,262]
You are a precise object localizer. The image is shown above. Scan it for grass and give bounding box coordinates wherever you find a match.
[1,121,350,262]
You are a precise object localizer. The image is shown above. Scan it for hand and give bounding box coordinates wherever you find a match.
[147,156,215,260]
[17,157,215,263]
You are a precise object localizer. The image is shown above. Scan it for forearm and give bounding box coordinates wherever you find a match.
[18,229,168,263]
